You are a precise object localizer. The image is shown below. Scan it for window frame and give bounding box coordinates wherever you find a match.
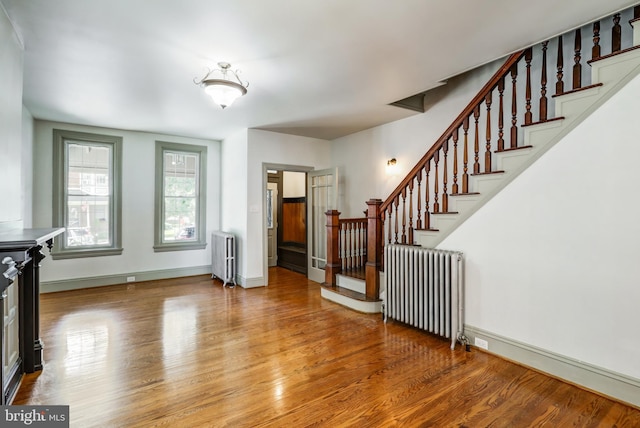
[154,141,207,252]
[52,129,123,259]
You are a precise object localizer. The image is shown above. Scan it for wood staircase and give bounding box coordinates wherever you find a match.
[322,5,640,313]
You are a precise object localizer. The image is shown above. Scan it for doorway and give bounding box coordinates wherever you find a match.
[267,169,308,277]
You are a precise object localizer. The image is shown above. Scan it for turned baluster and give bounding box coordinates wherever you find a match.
[484,92,492,172]
[592,21,601,60]
[360,222,365,266]
[344,225,349,269]
[462,117,470,192]
[400,189,407,244]
[433,151,440,213]
[387,205,393,244]
[416,168,422,229]
[393,197,399,244]
[556,35,564,95]
[341,223,346,269]
[497,77,505,151]
[540,42,548,121]
[356,222,365,268]
[573,28,581,90]
[363,220,368,267]
[424,162,431,228]
[349,223,355,269]
[442,140,449,212]
[342,223,348,270]
[340,223,345,269]
[408,179,414,244]
[612,14,621,53]
[524,47,533,125]
[452,128,459,194]
[338,222,344,270]
[473,106,480,173]
[510,63,518,148]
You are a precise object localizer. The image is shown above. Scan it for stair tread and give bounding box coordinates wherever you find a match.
[471,170,505,176]
[552,83,603,98]
[337,267,366,281]
[521,117,565,128]
[495,145,533,153]
[432,211,459,215]
[587,45,640,65]
[450,192,480,196]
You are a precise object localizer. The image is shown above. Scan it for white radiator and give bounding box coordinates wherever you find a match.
[211,231,236,287]
[384,245,464,350]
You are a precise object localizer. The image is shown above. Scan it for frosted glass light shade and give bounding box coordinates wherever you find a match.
[203,79,247,109]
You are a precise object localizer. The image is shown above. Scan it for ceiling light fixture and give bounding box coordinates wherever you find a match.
[194,62,248,109]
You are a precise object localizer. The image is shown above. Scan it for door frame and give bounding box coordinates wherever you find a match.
[262,163,313,286]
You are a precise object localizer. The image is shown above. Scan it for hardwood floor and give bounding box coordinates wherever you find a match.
[14,267,640,427]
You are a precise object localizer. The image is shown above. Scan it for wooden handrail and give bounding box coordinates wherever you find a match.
[380,50,526,214]
[327,4,639,300]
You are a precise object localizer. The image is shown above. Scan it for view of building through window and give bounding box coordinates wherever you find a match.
[163,151,199,242]
[66,143,112,248]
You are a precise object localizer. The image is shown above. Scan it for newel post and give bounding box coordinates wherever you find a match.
[325,210,341,286]
[365,199,383,299]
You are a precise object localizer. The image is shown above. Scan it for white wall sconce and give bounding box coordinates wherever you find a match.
[194,62,248,109]
[386,158,398,176]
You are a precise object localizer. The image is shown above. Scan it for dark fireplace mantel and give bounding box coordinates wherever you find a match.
[0,227,64,404]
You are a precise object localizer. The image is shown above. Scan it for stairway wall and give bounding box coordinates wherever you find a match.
[331,59,502,218]
[440,73,640,405]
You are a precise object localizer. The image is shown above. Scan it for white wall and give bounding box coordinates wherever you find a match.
[21,106,34,228]
[220,129,248,283]
[441,73,640,381]
[245,129,331,285]
[331,60,501,218]
[32,120,221,283]
[0,9,23,229]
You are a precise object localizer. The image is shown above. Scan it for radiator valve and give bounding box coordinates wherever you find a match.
[458,334,471,352]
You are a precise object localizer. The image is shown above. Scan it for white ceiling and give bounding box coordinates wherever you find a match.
[1,0,637,141]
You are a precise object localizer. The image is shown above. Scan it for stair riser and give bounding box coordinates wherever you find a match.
[592,49,640,88]
[336,275,366,294]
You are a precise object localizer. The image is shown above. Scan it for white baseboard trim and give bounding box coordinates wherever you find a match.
[464,325,640,408]
[238,275,265,288]
[41,265,212,293]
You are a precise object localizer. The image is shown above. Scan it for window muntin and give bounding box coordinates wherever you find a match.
[65,142,112,248]
[154,142,207,252]
[53,130,122,259]
[162,151,199,243]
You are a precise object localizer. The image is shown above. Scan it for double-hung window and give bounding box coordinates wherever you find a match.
[154,141,207,252]
[52,129,123,259]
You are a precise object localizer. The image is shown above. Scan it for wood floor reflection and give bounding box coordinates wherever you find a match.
[14,267,640,427]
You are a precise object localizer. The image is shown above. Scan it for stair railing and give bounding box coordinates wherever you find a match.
[324,214,368,286]
[325,6,639,298]
[363,6,640,298]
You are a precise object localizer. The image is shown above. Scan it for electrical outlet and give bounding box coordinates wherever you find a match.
[126,276,136,282]
[474,337,489,350]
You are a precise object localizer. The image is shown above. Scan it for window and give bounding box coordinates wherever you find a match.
[52,130,123,259]
[154,141,207,252]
